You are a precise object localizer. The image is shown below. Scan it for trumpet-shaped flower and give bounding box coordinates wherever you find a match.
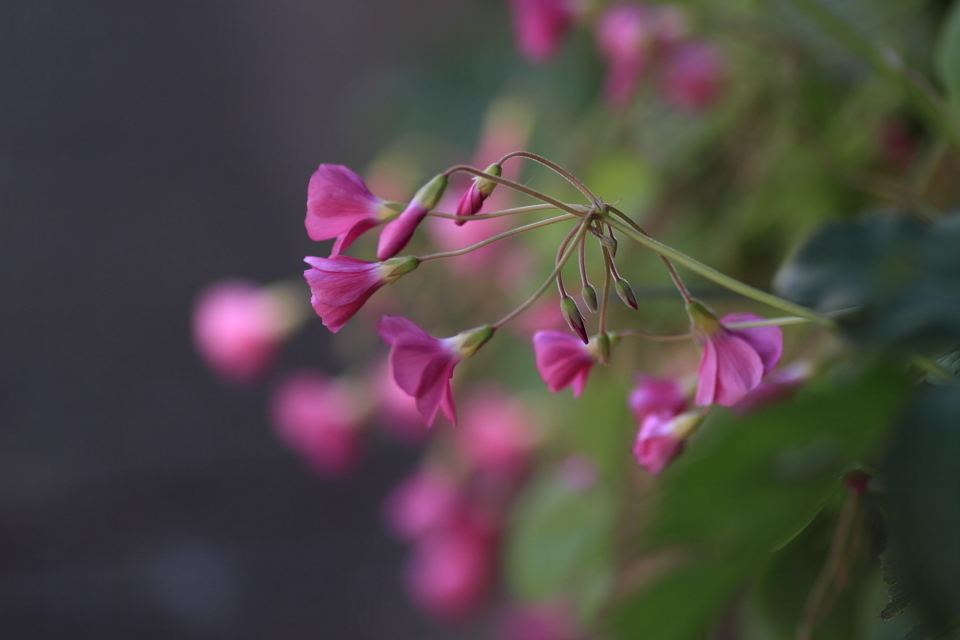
[378,316,494,427]
[305,164,397,255]
[303,255,418,333]
[532,331,598,397]
[688,304,783,407]
[633,410,703,476]
[509,0,575,64]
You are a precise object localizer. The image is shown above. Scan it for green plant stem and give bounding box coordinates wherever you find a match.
[600,248,613,334]
[427,203,558,220]
[499,150,601,207]
[554,221,584,298]
[445,165,588,217]
[615,331,694,343]
[604,211,837,328]
[493,218,590,329]
[418,214,576,262]
[910,354,960,386]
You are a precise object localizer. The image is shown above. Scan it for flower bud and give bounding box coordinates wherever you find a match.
[455,164,502,225]
[581,284,598,312]
[560,296,589,344]
[615,277,638,310]
[450,325,495,358]
[599,235,618,258]
[380,255,420,282]
[413,173,449,212]
[594,332,611,365]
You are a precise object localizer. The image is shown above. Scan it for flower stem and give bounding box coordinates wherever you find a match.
[445,165,586,217]
[427,203,560,220]
[498,151,601,207]
[599,249,613,334]
[418,214,577,262]
[725,316,813,329]
[615,331,694,342]
[604,210,837,328]
[493,218,591,329]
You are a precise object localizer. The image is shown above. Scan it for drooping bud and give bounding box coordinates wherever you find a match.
[599,235,618,258]
[377,174,449,260]
[380,255,420,282]
[560,296,589,344]
[685,299,721,336]
[581,285,598,312]
[455,164,502,225]
[615,278,638,310]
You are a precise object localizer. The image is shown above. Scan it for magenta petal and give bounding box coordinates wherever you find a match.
[454,185,485,225]
[695,340,718,406]
[721,313,783,375]
[331,218,379,256]
[305,164,385,241]
[378,315,425,346]
[628,375,687,422]
[303,256,383,306]
[711,333,764,407]
[633,413,685,476]
[377,203,428,260]
[532,331,594,395]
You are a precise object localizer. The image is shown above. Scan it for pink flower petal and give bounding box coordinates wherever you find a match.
[305,164,386,247]
[721,313,783,375]
[711,333,764,407]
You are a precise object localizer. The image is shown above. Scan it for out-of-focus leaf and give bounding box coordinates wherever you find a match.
[884,384,960,634]
[610,362,910,640]
[505,469,617,622]
[937,0,960,118]
[774,213,960,348]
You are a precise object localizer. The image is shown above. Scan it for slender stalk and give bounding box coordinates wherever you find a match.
[427,203,559,220]
[445,165,586,217]
[499,150,600,207]
[604,210,837,328]
[615,331,694,342]
[725,316,812,329]
[554,222,584,297]
[600,248,613,334]
[418,214,576,262]
[493,219,591,329]
[606,206,693,302]
[578,234,590,288]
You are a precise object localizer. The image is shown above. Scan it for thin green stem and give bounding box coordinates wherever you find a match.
[604,210,837,328]
[498,150,600,207]
[911,354,960,386]
[427,203,558,220]
[600,248,613,334]
[554,222,584,298]
[578,234,590,288]
[493,219,591,329]
[445,165,587,217]
[606,206,693,302]
[615,331,694,342]
[725,316,812,329]
[418,214,576,262]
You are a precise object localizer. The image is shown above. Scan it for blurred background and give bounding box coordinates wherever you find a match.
[0,1,502,638]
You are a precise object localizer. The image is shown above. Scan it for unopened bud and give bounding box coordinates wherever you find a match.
[411,173,448,211]
[615,278,638,310]
[560,296,589,344]
[581,285,598,312]
[599,235,617,258]
[475,163,501,198]
[451,325,495,358]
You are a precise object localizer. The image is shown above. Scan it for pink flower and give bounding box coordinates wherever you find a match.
[303,255,417,333]
[633,410,702,476]
[660,41,725,113]
[689,305,783,407]
[628,375,688,423]
[595,3,654,107]
[270,371,363,477]
[509,0,575,64]
[378,316,494,427]
[377,174,448,260]
[305,164,396,255]
[497,602,577,640]
[384,468,462,541]
[454,164,502,224]
[532,330,597,396]
[192,280,300,384]
[404,508,497,621]
[455,388,539,483]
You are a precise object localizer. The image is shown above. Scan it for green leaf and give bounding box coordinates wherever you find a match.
[774,213,960,348]
[938,0,960,118]
[610,362,911,640]
[504,469,617,622]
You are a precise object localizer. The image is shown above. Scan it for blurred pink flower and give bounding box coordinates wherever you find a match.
[456,388,539,482]
[633,410,702,476]
[192,280,299,384]
[595,3,654,106]
[384,467,462,541]
[303,255,417,333]
[509,0,575,64]
[270,371,363,477]
[371,358,428,443]
[378,316,494,427]
[305,164,395,255]
[731,361,812,416]
[405,509,497,621]
[660,41,725,112]
[628,374,688,423]
[690,308,783,407]
[532,330,596,397]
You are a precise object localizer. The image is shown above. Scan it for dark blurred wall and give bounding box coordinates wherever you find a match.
[0,2,492,638]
